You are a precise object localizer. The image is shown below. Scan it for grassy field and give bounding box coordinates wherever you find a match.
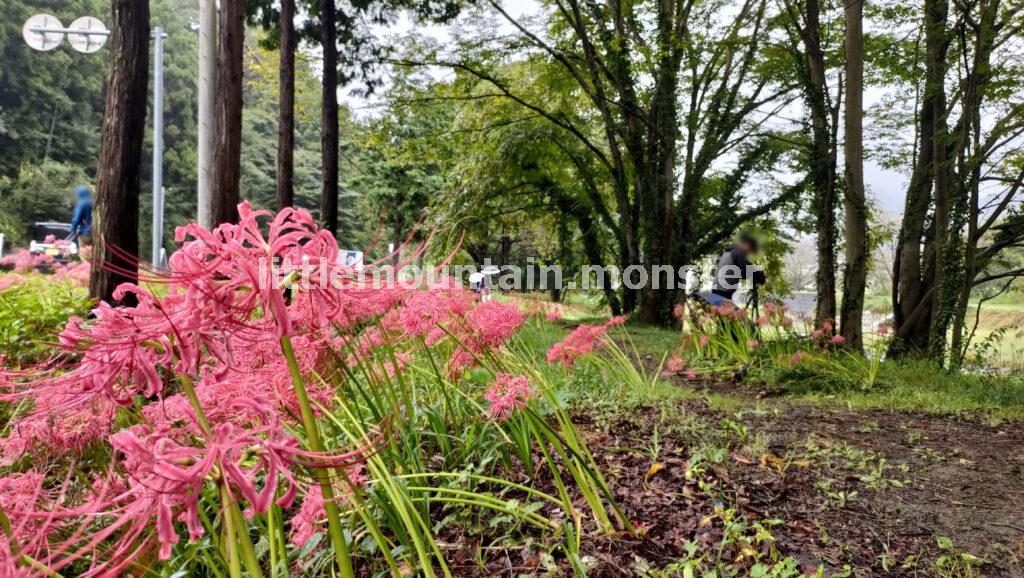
[531,291,1024,419]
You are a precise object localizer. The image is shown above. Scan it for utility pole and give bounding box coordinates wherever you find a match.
[197,0,216,229]
[151,27,166,267]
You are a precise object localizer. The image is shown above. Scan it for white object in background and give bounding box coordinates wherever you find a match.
[197,0,217,229]
[151,28,166,267]
[23,14,64,51]
[339,250,364,268]
[67,16,108,53]
[0,233,5,259]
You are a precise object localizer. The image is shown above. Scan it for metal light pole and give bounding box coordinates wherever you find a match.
[151,27,166,267]
[197,0,217,230]
[23,15,167,267]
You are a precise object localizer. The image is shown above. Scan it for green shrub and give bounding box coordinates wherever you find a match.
[0,274,92,364]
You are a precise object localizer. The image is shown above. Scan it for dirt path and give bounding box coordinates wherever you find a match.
[576,379,1024,577]
[730,401,1024,576]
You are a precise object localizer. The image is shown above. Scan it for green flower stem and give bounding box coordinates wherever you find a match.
[221,484,242,578]
[177,373,212,436]
[179,374,263,578]
[404,492,557,530]
[319,398,447,578]
[279,335,355,578]
[267,504,277,578]
[229,500,264,578]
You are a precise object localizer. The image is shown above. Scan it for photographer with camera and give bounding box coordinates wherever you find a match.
[706,232,765,307]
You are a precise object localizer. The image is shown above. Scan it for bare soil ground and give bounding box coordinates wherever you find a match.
[567,378,1024,577]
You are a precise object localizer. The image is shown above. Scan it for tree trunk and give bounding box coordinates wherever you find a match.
[319,0,339,236]
[925,79,953,359]
[798,0,838,327]
[550,185,621,314]
[90,0,148,307]
[948,0,998,365]
[638,0,682,326]
[498,234,512,268]
[212,0,244,225]
[889,0,950,357]
[839,0,867,349]
[276,0,295,210]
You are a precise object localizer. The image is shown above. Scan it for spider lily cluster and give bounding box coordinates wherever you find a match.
[0,204,629,577]
[670,300,892,389]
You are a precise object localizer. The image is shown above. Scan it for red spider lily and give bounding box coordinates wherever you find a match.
[546,323,610,368]
[0,203,461,574]
[545,315,630,368]
[463,301,527,351]
[0,388,115,465]
[483,373,535,421]
[397,287,474,338]
[2,399,390,575]
[664,356,687,375]
[289,464,369,546]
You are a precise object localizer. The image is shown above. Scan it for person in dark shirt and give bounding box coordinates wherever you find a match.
[709,232,765,304]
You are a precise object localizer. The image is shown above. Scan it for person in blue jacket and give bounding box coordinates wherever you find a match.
[70,185,93,246]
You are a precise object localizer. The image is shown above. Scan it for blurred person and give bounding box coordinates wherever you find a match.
[70,185,94,247]
[704,232,765,307]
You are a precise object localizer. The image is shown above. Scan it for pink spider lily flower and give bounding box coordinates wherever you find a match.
[546,309,562,321]
[748,339,761,349]
[0,470,51,561]
[23,398,390,572]
[289,464,369,547]
[789,351,806,365]
[464,300,527,351]
[108,400,307,559]
[0,274,24,292]
[665,356,687,374]
[544,315,628,368]
[483,373,535,421]
[685,370,698,380]
[447,348,477,379]
[0,388,115,465]
[398,289,473,338]
[830,335,846,344]
[546,323,609,368]
[143,332,334,435]
[699,335,710,347]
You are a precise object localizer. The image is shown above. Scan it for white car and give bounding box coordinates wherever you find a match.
[28,222,79,259]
